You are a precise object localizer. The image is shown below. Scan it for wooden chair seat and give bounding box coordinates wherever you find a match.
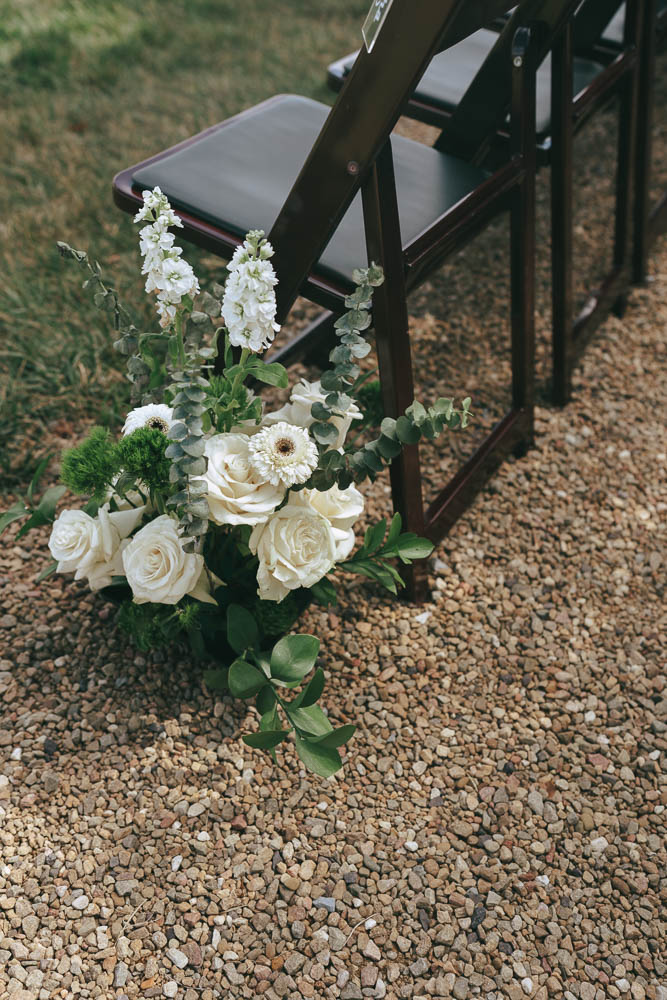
[328,30,605,140]
[130,95,489,289]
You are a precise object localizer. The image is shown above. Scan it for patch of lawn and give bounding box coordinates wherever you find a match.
[0,0,367,485]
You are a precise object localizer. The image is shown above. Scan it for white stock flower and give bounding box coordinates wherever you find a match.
[266,379,362,449]
[122,403,174,436]
[134,187,183,227]
[48,506,145,591]
[221,234,280,353]
[249,503,336,602]
[248,421,318,489]
[292,483,364,561]
[152,254,199,302]
[203,434,285,527]
[135,188,198,328]
[121,514,215,605]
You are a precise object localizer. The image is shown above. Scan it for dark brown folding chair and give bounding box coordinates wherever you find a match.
[597,0,667,282]
[329,0,643,405]
[113,0,577,596]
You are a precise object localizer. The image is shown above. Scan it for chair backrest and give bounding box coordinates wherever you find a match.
[269,0,577,318]
[572,0,627,51]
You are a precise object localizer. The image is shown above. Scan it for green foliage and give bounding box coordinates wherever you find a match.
[203,607,355,777]
[355,378,384,429]
[302,267,472,493]
[116,599,201,652]
[115,426,171,497]
[60,427,119,501]
[342,513,434,595]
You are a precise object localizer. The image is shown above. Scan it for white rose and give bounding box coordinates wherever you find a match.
[204,434,285,526]
[292,484,364,561]
[249,503,336,602]
[49,506,145,591]
[122,514,216,605]
[269,379,362,449]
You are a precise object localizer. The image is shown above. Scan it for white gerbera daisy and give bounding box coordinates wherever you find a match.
[122,403,174,436]
[247,421,318,488]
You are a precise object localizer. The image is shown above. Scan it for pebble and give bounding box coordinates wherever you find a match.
[166,948,188,969]
[163,984,178,999]
[313,896,336,912]
[71,895,89,910]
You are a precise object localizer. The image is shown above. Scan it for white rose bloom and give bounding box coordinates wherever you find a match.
[48,505,145,591]
[204,434,284,527]
[292,483,364,561]
[122,514,215,605]
[248,421,318,489]
[268,379,362,449]
[249,503,336,602]
[122,403,174,436]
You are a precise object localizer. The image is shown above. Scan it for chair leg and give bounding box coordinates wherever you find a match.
[510,32,536,445]
[362,143,427,603]
[633,0,657,284]
[612,0,642,296]
[550,22,574,407]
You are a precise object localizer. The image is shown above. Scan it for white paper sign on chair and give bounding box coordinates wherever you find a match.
[362,0,394,52]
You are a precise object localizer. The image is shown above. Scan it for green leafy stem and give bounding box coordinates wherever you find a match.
[204,604,354,777]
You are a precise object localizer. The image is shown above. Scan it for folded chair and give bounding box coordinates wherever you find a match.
[113,0,578,596]
[328,0,643,405]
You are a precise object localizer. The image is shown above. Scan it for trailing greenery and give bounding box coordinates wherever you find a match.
[205,604,354,777]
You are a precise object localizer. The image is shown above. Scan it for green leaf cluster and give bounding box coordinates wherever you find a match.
[204,604,355,777]
[61,427,119,502]
[60,425,171,505]
[341,513,434,594]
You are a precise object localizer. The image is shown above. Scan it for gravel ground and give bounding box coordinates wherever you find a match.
[1,81,666,1000]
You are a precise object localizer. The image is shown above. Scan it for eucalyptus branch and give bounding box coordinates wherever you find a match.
[56,242,151,404]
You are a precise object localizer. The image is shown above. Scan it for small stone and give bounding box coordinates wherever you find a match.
[522,978,533,995]
[171,855,183,872]
[340,983,363,1000]
[590,836,609,853]
[114,962,129,988]
[72,895,89,910]
[363,940,382,961]
[313,896,336,913]
[405,840,419,852]
[22,915,39,940]
[410,958,429,976]
[527,790,544,816]
[328,927,347,952]
[166,948,189,969]
[453,978,469,999]
[42,771,59,793]
[115,879,138,895]
[164,984,178,999]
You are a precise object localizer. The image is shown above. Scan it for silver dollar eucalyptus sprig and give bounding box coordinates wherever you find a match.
[304,264,471,493]
[56,242,153,404]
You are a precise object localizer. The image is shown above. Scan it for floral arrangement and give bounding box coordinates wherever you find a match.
[1,187,470,776]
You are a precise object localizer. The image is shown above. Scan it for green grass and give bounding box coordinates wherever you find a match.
[0,0,367,485]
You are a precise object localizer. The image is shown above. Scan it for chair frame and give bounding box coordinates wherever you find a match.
[112,0,576,594]
[328,0,644,405]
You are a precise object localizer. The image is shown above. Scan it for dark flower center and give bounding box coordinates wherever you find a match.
[276,437,295,456]
[147,417,168,431]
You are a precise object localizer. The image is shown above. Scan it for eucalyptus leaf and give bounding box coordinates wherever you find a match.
[243,730,289,750]
[226,604,259,655]
[270,634,320,683]
[228,659,267,699]
[294,734,342,778]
